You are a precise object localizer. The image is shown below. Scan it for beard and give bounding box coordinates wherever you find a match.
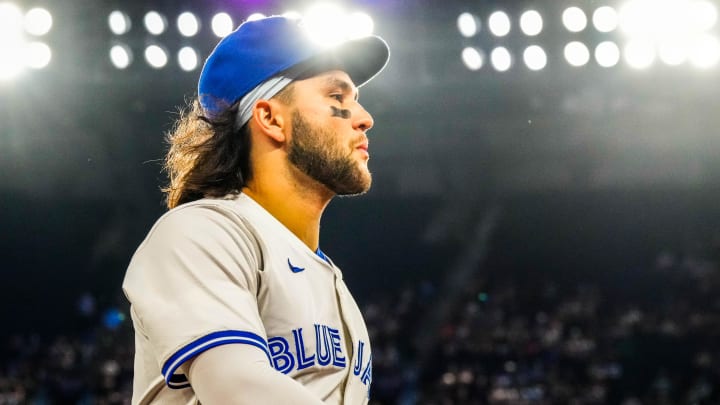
[287,110,371,196]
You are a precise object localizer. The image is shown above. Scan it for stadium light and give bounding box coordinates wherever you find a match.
[283,10,302,20]
[24,8,52,36]
[595,41,621,67]
[247,13,266,22]
[178,46,199,71]
[624,39,655,69]
[302,3,347,47]
[519,10,543,36]
[657,38,687,66]
[619,0,653,37]
[110,44,132,69]
[563,7,588,33]
[592,6,619,33]
[144,11,167,35]
[689,0,717,32]
[564,41,590,66]
[523,45,547,70]
[108,11,131,35]
[490,46,512,71]
[457,12,479,37]
[24,41,50,69]
[0,3,23,38]
[689,33,720,69]
[177,12,199,37]
[211,13,233,37]
[0,41,23,81]
[346,12,374,39]
[461,47,483,70]
[0,3,25,80]
[488,11,511,37]
[301,3,376,48]
[144,45,168,69]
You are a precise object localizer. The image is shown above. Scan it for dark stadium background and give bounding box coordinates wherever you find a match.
[2,0,720,403]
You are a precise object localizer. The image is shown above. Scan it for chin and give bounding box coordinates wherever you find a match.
[335,174,372,197]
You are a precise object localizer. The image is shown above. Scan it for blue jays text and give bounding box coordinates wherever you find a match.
[268,324,372,387]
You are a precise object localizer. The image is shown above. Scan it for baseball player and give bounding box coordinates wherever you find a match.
[122,15,389,404]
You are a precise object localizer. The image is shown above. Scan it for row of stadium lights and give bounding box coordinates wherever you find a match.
[0,3,53,80]
[108,10,240,71]
[458,0,720,71]
[109,4,376,71]
[0,2,375,80]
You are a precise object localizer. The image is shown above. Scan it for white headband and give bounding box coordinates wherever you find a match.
[234,75,294,130]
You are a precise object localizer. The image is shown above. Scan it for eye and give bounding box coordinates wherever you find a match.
[330,94,344,102]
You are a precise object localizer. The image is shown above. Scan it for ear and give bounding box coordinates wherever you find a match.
[251,99,288,143]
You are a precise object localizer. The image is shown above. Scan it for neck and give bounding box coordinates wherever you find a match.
[242,176,332,251]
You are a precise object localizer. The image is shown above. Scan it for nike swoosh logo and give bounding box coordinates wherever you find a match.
[287,259,305,273]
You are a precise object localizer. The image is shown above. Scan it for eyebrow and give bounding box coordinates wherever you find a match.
[324,77,359,101]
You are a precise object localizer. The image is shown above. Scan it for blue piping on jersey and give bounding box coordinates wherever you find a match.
[162,330,271,389]
[316,248,330,264]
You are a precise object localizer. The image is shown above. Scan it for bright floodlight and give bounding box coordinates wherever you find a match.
[0,39,23,81]
[0,3,23,80]
[283,10,302,20]
[658,38,687,66]
[108,11,131,35]
[24,8,52,36]
[211,13,233,37]
[563,7,587,32]
[346,12,374,39]
[689,34,720,68]
[488,11,511,37]
[564,41,590,66]
[592,6,619,32]
[144,11,167,35]
[302,3,348,47]
[520,10,543,36]
[0,3,23,38]
[595,41,620,67]
[619,0,717,40]
[624,39,655,69]
[618,0,664,37]
[110,44,132,69]
[178,46,199,71]
[247,13,266,22]
[177,12,199,37]
[145,45,168,68]
[457,12,478,37]
[461,47,483,70]
[490,46,512,71]
[24,41,51,69]
[523,45,547,70]
[688,0,717,32]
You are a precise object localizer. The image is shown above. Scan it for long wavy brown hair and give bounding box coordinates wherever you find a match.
[162,99,252,209]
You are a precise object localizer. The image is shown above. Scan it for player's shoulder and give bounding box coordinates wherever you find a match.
[140,194,258,247]
[156,194,238,224]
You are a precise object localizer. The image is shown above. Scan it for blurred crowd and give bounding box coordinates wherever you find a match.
[367,241,720,404]
[0,327,133,404]
[1,238,719,404]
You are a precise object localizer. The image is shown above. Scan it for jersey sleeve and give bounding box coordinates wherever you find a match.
[122,203,268,388]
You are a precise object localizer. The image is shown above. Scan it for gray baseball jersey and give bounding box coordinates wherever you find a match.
[122,193,372,404]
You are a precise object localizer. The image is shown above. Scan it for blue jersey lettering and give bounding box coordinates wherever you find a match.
[292,328,316,370]
[328,327,346,368]
[353,340,365,375]
[315,324,332,366]
[268,336,294,374]
[360,353,372,386]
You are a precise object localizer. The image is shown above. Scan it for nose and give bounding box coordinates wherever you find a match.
[352,102,374,132]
